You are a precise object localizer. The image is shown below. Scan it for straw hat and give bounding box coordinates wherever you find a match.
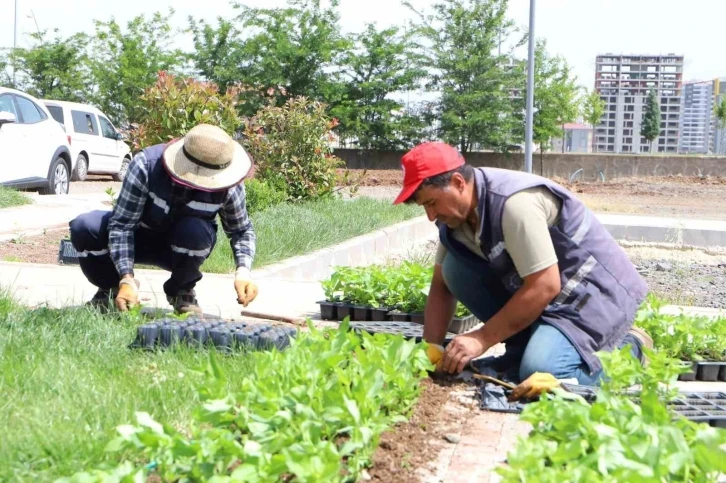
[162,124,252,191]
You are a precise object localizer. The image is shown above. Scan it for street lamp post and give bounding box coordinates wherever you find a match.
[524,0,536,173]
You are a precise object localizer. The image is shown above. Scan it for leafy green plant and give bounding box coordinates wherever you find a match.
[322,262,472,317]
[498,347,726,482]
[59,320,432,482]
[635,294,726,362]
[243,178,287,214]
[242,95,348,201]
[128,71,243,151]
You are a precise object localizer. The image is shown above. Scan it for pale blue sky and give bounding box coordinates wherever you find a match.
[1,0,724,90]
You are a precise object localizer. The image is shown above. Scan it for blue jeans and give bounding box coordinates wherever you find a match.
[441,252,642,386]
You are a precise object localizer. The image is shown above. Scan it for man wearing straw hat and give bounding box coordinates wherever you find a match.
[69,124,258,315]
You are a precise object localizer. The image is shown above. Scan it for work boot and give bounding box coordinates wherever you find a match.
[626,326,654,366]
[167,289,203,315]
[86,288,118,314]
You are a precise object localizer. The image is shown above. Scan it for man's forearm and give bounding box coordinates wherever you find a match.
[108,229,135,279]
[423,264,457,345]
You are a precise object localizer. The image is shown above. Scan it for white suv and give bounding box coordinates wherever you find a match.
[42,100,131,182]
[0,87,73,195]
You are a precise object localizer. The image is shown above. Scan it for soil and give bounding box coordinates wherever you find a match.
[0,227,69,264]
[367,377,474,482]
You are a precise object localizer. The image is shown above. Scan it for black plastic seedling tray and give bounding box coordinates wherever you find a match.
[129,316,297,352]
[677,361,726,382]
[560,384,726,428]
[348,321,456,343]
[58,239,80,265]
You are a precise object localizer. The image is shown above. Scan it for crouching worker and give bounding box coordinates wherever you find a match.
[69,124,259,315]
[393,142,652,397]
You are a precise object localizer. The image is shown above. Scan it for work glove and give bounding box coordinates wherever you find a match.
[508,372,560,401]
[234,267,258,307]
[426,343,445,372]
[115,277,140,312]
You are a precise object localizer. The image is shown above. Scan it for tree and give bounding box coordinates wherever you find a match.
[640,89,661,153]
[582,89,605,153]
[88,10,187,127]
[406,0,523,153]
[187,17,245,92]
[229,0,350,115]
[328,23,426,150]
[527,40,580,166]
[7,29,90,102]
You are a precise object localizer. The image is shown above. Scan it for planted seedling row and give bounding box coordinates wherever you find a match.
[129,316,297,352]
[319,300,480,334]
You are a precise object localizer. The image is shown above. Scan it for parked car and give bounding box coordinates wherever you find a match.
[0,87,73,195]
[42,100,131,182]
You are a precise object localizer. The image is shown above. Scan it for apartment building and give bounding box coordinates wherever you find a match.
[679,81,714,154]
[594,54,683,154]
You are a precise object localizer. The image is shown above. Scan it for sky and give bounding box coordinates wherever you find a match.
[1,0,725,90]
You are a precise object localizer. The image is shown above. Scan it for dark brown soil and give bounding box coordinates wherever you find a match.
[367,377,471,482]
[0,228,69,264]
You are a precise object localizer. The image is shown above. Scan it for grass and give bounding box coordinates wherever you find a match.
[0,186,32,209]
[0,295,256,482]
[202,196,422,273]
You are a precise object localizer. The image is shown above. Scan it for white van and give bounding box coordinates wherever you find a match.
[42,100,132,181]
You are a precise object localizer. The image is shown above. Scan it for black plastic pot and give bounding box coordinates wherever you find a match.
[388,311,410,322]
[209,327,233,349]
[184,325,209,347]
[337,304,353,321]
[449,315,481,334]
[678,361,699,381]
[57,239,80,265]
[318,300,339,321]
[409,313,425,324]
[159,325,184,347]
[352,305,370,321]
[136,323,160,349]
[698,362,723,382]
[720,365,726,382]
[370,307,390,321]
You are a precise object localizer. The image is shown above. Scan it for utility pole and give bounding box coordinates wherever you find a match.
[524,0,536,173]
[13,0,18,85]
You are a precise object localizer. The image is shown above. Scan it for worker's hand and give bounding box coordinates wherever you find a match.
[508,372,560,401]
[426,343,445,371]
[234,267,258,307]
[441,331,490,374]
[115,277,139,312]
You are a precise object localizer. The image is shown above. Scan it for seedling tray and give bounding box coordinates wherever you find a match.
[348,321,456,343]
[129,316,297,352]
[58,239,80,265]
[560,384,726,428]
[387,311,480,334]
[677,361,726,382]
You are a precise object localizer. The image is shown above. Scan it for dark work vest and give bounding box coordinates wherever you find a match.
[137,144,228,232]
[439,167,648,374]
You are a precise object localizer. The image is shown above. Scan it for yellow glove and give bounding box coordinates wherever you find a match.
[234,267,258,307]
[508,372,560,401]
[426,343,445,371]
[115,277,140,312]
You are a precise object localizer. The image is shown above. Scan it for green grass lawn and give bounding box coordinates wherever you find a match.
[0,298,255,482]
[201,196,422,273]
[0,186,32,209]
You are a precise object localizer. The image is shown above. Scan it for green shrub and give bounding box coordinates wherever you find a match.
[129,71,243,151]
[243,178,287,214]
[242,96,345,201]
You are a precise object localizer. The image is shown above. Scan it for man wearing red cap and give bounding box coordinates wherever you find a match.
[394,142,652,393]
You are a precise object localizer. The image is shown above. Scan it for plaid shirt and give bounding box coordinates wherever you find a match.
[107,151,256,277]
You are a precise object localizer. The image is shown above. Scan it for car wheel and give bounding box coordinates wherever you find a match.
[40,157,70,195]
[112,156,131,182]
[71,154,88,181]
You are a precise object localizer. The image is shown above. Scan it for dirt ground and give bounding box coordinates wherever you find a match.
[368,377,474,482]
[348,170,726,220]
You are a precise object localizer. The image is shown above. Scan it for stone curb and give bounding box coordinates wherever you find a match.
[598,213,726,247]
[251,216,437,281]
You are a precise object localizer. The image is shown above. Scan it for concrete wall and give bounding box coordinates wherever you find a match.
[334,149,726,181]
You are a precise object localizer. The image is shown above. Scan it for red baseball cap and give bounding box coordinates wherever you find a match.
[393,142,465,204]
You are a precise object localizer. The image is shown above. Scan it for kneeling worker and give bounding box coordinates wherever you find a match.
[393,142,652,396]
[69,124,258,314]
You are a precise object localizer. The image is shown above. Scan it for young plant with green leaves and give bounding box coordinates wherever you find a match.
[59,320,432,482]
[498,346,726,482]
[640,89,662,153]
